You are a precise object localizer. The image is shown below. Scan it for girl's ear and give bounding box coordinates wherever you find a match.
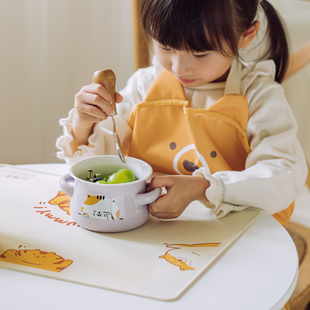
[239,21,260,49]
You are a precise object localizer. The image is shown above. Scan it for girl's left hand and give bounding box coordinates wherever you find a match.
[147,175,210,219]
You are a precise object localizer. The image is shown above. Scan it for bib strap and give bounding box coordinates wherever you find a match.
[224,59,242,96]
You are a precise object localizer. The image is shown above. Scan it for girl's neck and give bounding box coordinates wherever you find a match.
[211,67,230,83]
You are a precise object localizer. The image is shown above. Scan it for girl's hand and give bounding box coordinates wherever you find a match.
[70,83,123,152]
[147,175,210,219]
[73,83,123,129]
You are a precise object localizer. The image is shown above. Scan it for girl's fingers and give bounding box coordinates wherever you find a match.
[75,98,112,119]
[148,194,183,219]
[77,109,108,124]
[76,84,114,112]
[86,93,114,116]
[115,92,123,103]
[85,83,114,104]
[75,102,107,122]
[147,176,173,192]
[148,193,168,211]
[88,84,123,108]
[73,84,124,128]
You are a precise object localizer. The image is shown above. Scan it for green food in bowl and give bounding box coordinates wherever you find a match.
[102,174,111,182]
[87,168,135,184]
[107,169,135,184]
[95,180,107,184]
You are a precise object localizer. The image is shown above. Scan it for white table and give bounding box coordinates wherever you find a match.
[0,164,298,310]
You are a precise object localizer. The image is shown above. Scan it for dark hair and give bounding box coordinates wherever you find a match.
[141,0,289,82]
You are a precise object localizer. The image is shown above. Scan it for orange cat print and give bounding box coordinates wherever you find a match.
[0,249,73,272]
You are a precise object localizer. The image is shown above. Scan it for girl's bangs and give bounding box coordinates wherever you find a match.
[147,14,217,53]
[142,0,237,55]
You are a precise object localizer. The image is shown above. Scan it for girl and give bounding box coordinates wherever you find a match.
[56,0,307,225]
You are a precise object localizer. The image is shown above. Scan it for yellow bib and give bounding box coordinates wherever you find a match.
[128,70,293,225]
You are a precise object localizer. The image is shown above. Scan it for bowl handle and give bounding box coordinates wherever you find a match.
[59,174,75,197]
[135,187,161,206]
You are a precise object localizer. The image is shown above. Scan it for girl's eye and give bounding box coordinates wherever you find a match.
[159,45,171,51]
[193,53,209,59]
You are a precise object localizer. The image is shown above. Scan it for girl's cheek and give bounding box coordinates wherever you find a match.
[156,53,171,71]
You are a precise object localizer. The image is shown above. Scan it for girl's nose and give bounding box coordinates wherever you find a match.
[171,54,191,77]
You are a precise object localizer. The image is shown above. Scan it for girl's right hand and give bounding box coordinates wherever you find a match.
[69,83,123,152]
[73,83,123,129]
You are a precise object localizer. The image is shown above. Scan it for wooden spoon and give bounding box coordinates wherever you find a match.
[93,69,126,163]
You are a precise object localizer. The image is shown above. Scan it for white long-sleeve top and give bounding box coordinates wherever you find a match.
[56,57,307,218]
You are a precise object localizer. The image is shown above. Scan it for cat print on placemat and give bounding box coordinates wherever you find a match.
[34,191,78,227]
[48,191,71,215]
[0,245,73,272]
[159,243,221,271]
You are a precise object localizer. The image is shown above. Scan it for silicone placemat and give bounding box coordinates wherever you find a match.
[0,165,261,301]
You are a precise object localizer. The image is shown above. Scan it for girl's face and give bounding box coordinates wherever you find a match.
[153,39,235,87]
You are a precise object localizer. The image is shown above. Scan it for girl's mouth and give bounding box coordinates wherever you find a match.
[176,77,197,84]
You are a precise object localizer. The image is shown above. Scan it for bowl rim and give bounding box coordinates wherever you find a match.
[69,155,153,186]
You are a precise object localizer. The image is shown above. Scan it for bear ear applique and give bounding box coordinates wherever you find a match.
[145,70,186,102]
[207,94,249,131]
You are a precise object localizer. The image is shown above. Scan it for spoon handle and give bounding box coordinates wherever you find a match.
[92,69,126,163]
[93,69,116,113]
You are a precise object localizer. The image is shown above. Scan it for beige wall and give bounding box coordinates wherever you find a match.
[0,0,309,164]
[0,0,134,164]
[271,0,310,163]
